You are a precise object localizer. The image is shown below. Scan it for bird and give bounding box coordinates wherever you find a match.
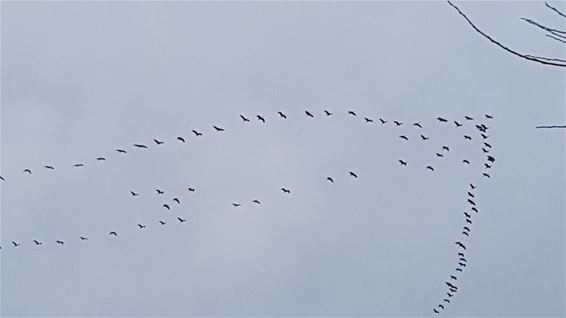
[458,252,465,257]
[455,241,466,250]
[463,159,470,164]
[398,160,407,166]
[454,120,463,127]
[472,207,478,213]
[188,187,196,192]
[257,115,266,123]
[447,292,454,297]
[192,129,203,137]
[484,163,492,169]
[280,188,291,194]
[456,268,463,272]
[436,153,444,158]
[96,157,106,161]
[445,282,457,289]
[324,110,333,116]
[252,199,261,204]
[240,114,250,122]
[349,171,358,178]
[232,203,242,207]
[173,198,180,204]
[33,240,42,246]
[399,135,409,141]
[458,262,467,267]
[177,217,187,223]
[364,117,373,123]
[426,166,434,171]
[159,221,167,225]
[484,142,492,148]
[393,121,403,126]
[433,309,439,314]
[44,165,55,170]
[326,176,334,183]
[137,224,146,229]
[459,257,467,262]
[156,189,164,194]
[348,110,357,116]
[450,275,457,280]
[278,111,287,119]
[413,122,422,128]
[468,192,474,198]
[444,299,451,303]
[470,183,476,189]
[109,231,118,236]
[465,116,474,120]
[153,139,164,145]
[379,118,387,124]
[462,231,469,236]
[483,173,491,178]
[163,204,170,210]
[464,135,472,140]
[464,212,471,218]
[177,137,186,143]
[133,144,148,149]
[485,114,494,119]
[482,148,489,153]
[420,134,429,141]
[305,110,314,118]
[442,146,450,151]
[73,163,84,167]
[80,236,88,240]
[437,117,448,122]
[213,125,225,132]
[481,133,489,139]
[487,155,495,163]
[23,169,32,174]
[130,191,139,197]
[0,176,5,181]
[116,149,127,154]
[438,304,445,310]
[467,199,476,206]
[56,240,64,245]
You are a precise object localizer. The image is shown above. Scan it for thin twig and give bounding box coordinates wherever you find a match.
[446,1,566,67]
[547,34,566,44]
[545,1,566,18]
[536,125,566,128]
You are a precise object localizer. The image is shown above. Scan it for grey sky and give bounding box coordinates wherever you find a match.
[1,1,564,317]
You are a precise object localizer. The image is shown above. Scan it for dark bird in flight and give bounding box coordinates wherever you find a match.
[257,115,266,123]
[192,129,203,136]
[458,262,467,267]
[73,163,84,167]
[455,241,466,250]
[213,125,225,132]
[173,198,180,204]
[447,292,454,297]
[465,116,474,120]
[454,120,463,127]
[464,212,471,218]
[420,134,429,141]
[348,110,357,116]
[436,153,444,158]
[458,252,465,257]
[23,169,32,174]
[163,204,170,210]
[484,142,492,148]
[327,176,334,183]
[433,309,439,314]
[130,191,139,197]
[467,199,476,206]
[464,135,472,140]
[33,240,42,246]
[485,114,494,119]
[444,299,451,303]
[116,149,127,154]
[56,240,64,245]
[481,133,489,139]
[398,160,407,166]
[482,148,489,153]
[133,144,148,149]
[177,136,186,143]
[12,241,20,247]
[137,224,146,229]
[468,192,474,198]
[156,189,164,194]
[252,199,261,204]
[459,257,467,262]
[445,282,457,289]
[188,187,196,192]
[442,146,450,152]
[305,110,314,118]
[455,268,463,273]
[470,183,476,189]
[324,110,333,116]
[463,226,471,232]
[0,176,5,181]
[487,155,495,163]
[413,122,422,128]
[394,121,403,126]
[153,139,164,145]
[349,171,358,178]
[437,117,448,122]
[177,217,187,223]
[450,275,457,280]
[399,135,408,141]
[472,207,478,213]
[44,165,55,170]
[438,304,445,310]
[96,157,106,161]
[159,221,167,225]
[280,188,291,194]
[484,163,492,169]
[364,117,373,123]
[240,114,250,122]
[232,203,242,207]
[463,159,470,164]
[278,111,287,119]
[379,118,387,124]
[80,236,88,240]
[426,166,435,171]
[462,231,469,236]
[109,231,117,236]
[483,173,491,178]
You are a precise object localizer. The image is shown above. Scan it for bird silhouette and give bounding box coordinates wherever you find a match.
[487,155,495,163]
[177,136,186,143]
[364,117,373,123]
[444,299,450,303]
[159,221,167,225]
[468,192,474,198]
[398,160,407,166]
[436,153,444,158]
[56,240,64,245]
[348,111,357,116]
[188,187,196,192]
[484,142,492,148]
[133,144,148,149]
[458,262,467,267]
[80,236,88,240]
[394,121,403,126]
[153,139,164,145]
[433,309,439,314]
[483,173,491,178]
[96,157,106,161]
[464,212,471,218]
[23,169,32,174]
[44,165,55,170]
[426,166,435,171]
[454,120,463,127]
[130,191,139,197]
[437,117,448,122]
[482,148,489,153]
[213,125,225,132]
[442,146,450,151]
[257,115,266,123]
[399,135,409,141]
[232,203,242,207]
[466,219,472,224]
[450,275,457,280]
[470,183,476,189]
[379,118,387,124]
[173,198,180,204]
[462,231,469,236]
[73,163,84,167]
[413,122,422,128]
[116,149,127,154]
[471,207,478,213]
[485,114,494,119]
[465,116,473,120]
[177,217,187,223]
[456,268,463,272]
[280,188,291,194]
[447,292,454,297]
[468,199,476,206]
[464,135,472,140]
[327,176,334,183]
[33,240,42,245]
[324,110,333,116]
[109,231,118,236]
[240,114,250,122]
[156,189,164,194]
[438,304,445,310]
[349,171,358,178]
[251,199,261,205]
[463,226,471,232]
[278,111,287,119]
[459,257,467,262]
[420,134,429,141]
[305,110,314,118]
[0,176,5,181]
[192,129,203,136]
[163,204,170,210]
[463,159,470,164]
[458,252,465,257]
[137,224,146,229]
[481,133,489,139]
[484,163,493,170]
[455,241,466,250]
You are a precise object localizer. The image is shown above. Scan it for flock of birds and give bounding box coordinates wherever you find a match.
[0,109,495,315]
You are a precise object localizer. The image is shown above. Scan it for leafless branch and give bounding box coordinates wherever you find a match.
[521,17,566,39]
[545,1,566,18]
[536,125,566,128]
[547,34,566,44]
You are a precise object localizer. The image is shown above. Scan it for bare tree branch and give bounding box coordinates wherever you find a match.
[547,34,566,44]
[536,125,566,128]
[545,1,566,18]
[521,17,566,38]
[446,1,566,67]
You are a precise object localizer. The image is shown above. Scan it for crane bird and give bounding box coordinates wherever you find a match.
[188,187,196,192]
[133,144,148,149]
[468,199,476,206]
[379,118,387,124]
[116,149,127,154]
[177,137,185,143]
[159,221,167,225]
[327,176,334,183]
[109,231,118,236]
[485,114,494,119]
[468,192,475,198]
[482,148,489,153]
[433,309,439,314]
[173,198,180,204]
[23,169,32,174]
[44,165,55,170]
[483,173,491,178]
[364,117,373,123]
[466,219,472,224]
[454,120,463,127]
[130,191,139,197]
[349,171,358,178]
[12,241,20,247]
[437,117,448,122]
[481,133,489,139]
[393,121,403,126]
[348,110,357,116]
[0,176,5,181]
[472,207,478,213]
[257,115,266,123]
[56,240,64,245]
[278,111,287,119]
[464,212,471,218]
[413,122,422,128]
[462,231,469,236]
[163,204,170,210]
[305,110,314,118]
[421,134,429,141]
[463,159,470,164]
[436,153,444,158]
[487,155,495,163]
[213,125,225,132]
[455,241,466,250]
[450,275,457,280]
[398,160,407,166]
[485,163,492,169]
[280,188,291,194]
[399,135,408,141]
[232,203,242,207]
[33,240,42,245]
[470,183,476,189]
[484,142,492,148]
[177,217,187,223]
[240,114,250,122]
[192,129,203,136]
[137,224,146,229]
[73,163,85,167]
[426,166,435,171]
[96,157,106,161]
[153,139,164,145]
[464,135,472,140]
[252,199,261,204]
[80,236,88,240]
[324,110,333,116]
[465,116,473,120]
[156,189,164,194]
[442,146,450,151]
[463,226,471,232]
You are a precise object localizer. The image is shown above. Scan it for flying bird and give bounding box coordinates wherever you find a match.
[463,226,471,232]
[442,146,450,151]
[437,117,448,122]
[485,114,494,119]
[232,203,242,207]
[213,125,225,132]
[173,198,180,204]
[44,165,55,170]
[472,207,478,213]
[450,275,457,280]
[12,241,20,247]
[23,169,32,174]
[468,192,474,198]
[80,236,88,240]
[420,134,429,141]
[153,139,164,145]
[436,153,444,158]
[464,135,472,140]
[487,155,495,163]
[438,304,445,310]
[192,129,203,136]
[467,199,476,205]
[137,224,146,229]
[393,121,403,126]
[470,183,476,189]
[464,212,471,218]
[159,221,167,225]
[56,240,64,245]
[33,240,42,246]
[96,157,106,161]
[109,232,117,236]
[364,117,373,123]
[458,252,465,257]
[465,116,474,120]
[413,122,422,128]
[177,217,187,223]
[379,118,387,124]
[324,110,333,116]
[252,199,261,204]
[484,142,492,148]
[163,204,170,210]
[130,191,139,197]
[462,231,469,236]
[426,166,435,171]
[0,176,5,181]
[481,133,489,139]
[454,120,463,127]
[483,173,491,178]
[188,187,196,192]
[133,144,148,149]
[459,262,467,267]
[398,160,407,166]
[455,241,466,250]
[463,159,470,164]
[177,136,186,143]
[73,163,84,167]
[278,111,287,119]
[433,309,439,314]
[280,188,291,194]
[257,115,266,123]
[240,114,250,122]
[484,163,492,169]
[349,171,358,178]
[482,148,489,153]
[305,110,314,118]
[444,299,451,303]
[399,135,408,141]
[326,176,334,183]
[156,189,164,194]
[447,292,454,297]
[348,110,357,116]
[116,149,127,154]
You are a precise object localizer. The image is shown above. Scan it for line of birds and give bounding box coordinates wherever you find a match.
[0,111,494,183]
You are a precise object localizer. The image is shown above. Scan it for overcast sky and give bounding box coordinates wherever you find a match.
[1,1,564,317]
